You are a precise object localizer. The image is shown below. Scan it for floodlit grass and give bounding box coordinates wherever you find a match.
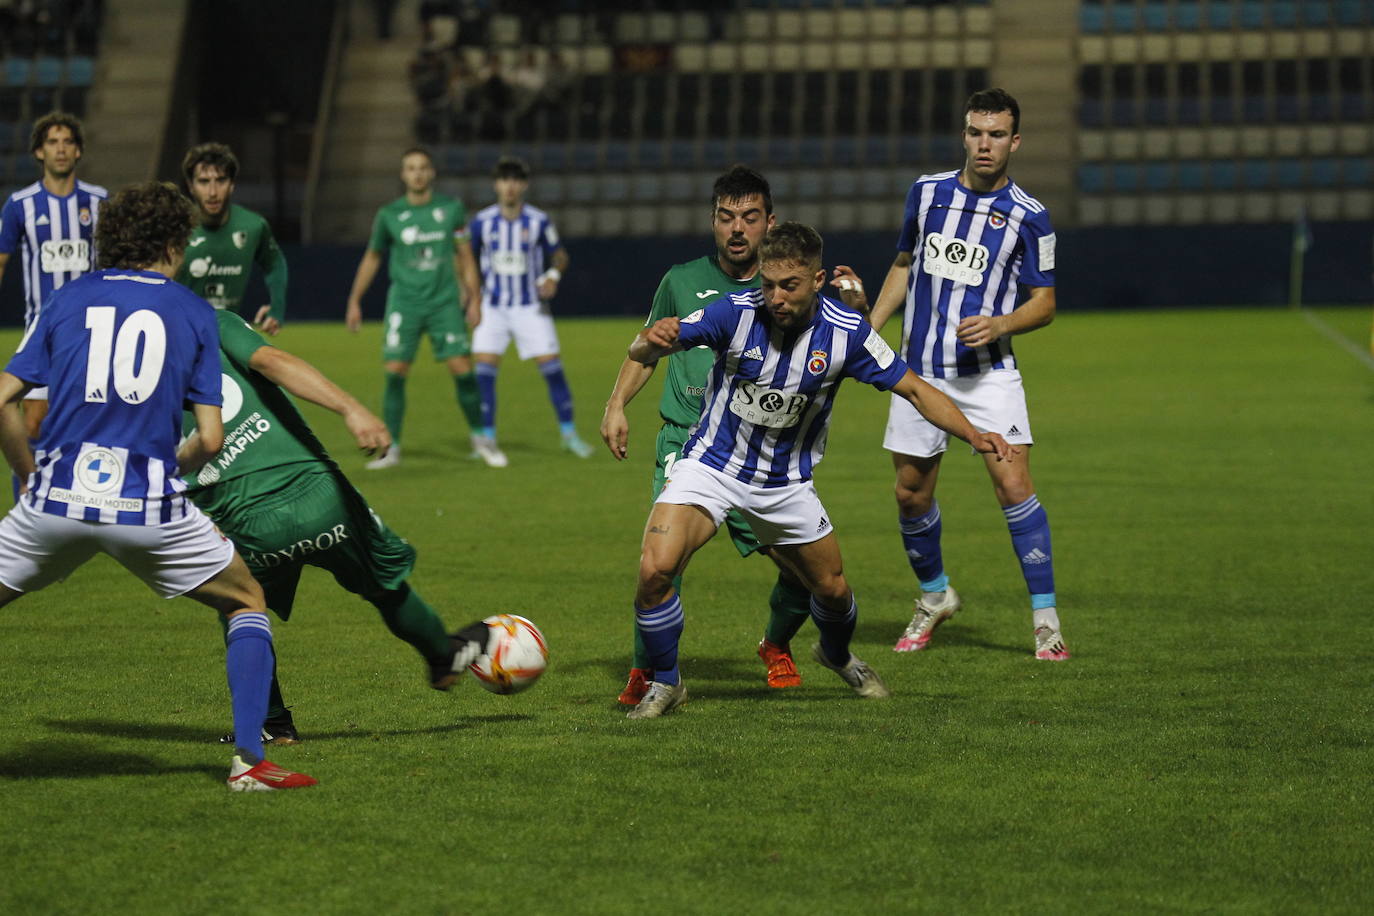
[1,306,1371,914]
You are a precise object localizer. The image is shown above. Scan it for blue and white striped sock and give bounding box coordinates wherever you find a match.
[475,362,499,432]
[1003,495,1055,610]
[225,611,274,763]
[539,357,575,425]
[899,503,947,591]
[635,594,685,685]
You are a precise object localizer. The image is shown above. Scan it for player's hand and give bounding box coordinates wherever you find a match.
[600,404,630,460]
[344,405,391,456]
[345,301,363,333]
[645,317,680,349]
[537,276,559,300]
[969,430,1016,462]
[465,301,481,328]
[253,305,281,337]
[955,314,1007,348]
[830,266,869,315]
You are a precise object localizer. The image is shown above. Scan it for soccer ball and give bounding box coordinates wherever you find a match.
[468,614,548,694]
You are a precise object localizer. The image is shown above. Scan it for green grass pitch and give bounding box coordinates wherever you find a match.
[1,306,1371,914]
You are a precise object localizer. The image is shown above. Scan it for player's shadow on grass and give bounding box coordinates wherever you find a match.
[0,740,221,781]
[852,619,1024,655]
[43,715,532,744]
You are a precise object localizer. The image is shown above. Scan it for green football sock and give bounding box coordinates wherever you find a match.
[454,372,483,431]
[632,573,682,670]
[383,372,407,442]
[764,570,812,647]
[220,614,288,719]
[371,583,451,664]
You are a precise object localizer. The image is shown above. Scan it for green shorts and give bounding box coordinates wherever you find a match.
[382,297,470,363]
[655,422,762,558]
[226,470,416,619]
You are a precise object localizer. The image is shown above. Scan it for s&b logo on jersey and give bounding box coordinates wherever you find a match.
[729,381,807,429]
[40,238,89,273]
[923,232,989,287]
[491,250,528,276]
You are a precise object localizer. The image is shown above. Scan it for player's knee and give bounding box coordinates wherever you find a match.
[894,481,932,516]
[809,571,850,606]
[636,552,679,603]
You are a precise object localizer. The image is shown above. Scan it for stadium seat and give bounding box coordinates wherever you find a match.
[832,136,858,167]
[1110,163,1140,192]
[1078,163,1107,194]
[1338,93,1365,120]
[1144,162,1173,191]
[1275,95,1301,122]
[1079,5,1106,32]
[766,137,796,167]
[1241,159,1272,189]
[1110,99,1137,126]
[65,56,95,87]
[797,136,824,166]
[734,138,761,166]
[1141,3,1168,30]
[1079,99,1105,127]
[663,172,695,203]
[1172,1,1202,29]
[1274,158,1304,189]
[1209,161,1238,190]
[668,139,696,169]
[1144,98,1170,125]
[795,170,825,198]
[571,142,599,171]
[1207,2,1235,28]
[702,138,729,169]
[1269,1,1298,27]
[33,56,62,87]
[1301,0,1332,25]
[1238,0,1265,28]
[1176,98,1202,125]
[1110,4,1138,30]
[1209,97,1236,123]
[1308,158,1340,188]
[862,135,891,166]
[1336,0,1369,25]
[630,174,662,202]
[1177,160,1206,191]
[1242,95,1267,121]
[1343,157,1372,187]
[539,144,569,172]
[3,58,30,86]
[1308,95,1333,121]
[829,168,859,198]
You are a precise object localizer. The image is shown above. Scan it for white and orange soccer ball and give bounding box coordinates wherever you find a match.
[468,614,548,694]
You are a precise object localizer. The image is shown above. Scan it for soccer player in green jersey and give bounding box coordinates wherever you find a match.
[599,166,824,705]
[183,311,492,743]
[175,143,288,336]
[345,147,490,469]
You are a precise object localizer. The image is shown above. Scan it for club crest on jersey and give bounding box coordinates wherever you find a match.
[433,208,445,222]
[79,207,92,227]
[988,212,1006,229]
[807,349,829,374]
[922,232,990,287]
[232,231,248,249]
[682,308,704,324]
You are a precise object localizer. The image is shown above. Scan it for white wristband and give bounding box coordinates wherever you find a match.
[540,268,562,284]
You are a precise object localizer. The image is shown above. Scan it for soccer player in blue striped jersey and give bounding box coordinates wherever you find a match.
[469,157,592,462]
[622,222,1013,718]
[0,112,108,439]
[867,88,1069,661]
[0,181,315,790]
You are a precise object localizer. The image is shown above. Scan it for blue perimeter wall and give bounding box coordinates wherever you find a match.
[0,220,1368,326]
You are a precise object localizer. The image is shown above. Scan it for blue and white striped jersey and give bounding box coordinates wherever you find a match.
[6,270,223,525]
[0,179,108,328]
[897,171,1055,378]
[679,290,908,488]
[470,203,560,308]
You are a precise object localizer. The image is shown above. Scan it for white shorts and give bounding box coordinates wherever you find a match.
[23,386,48,401]
[472,304,560,360]
[655,457,833,547]
[0,498,235,598]
[883,369,1033,458]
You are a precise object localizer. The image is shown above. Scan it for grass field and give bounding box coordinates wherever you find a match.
[1,305,1371,914]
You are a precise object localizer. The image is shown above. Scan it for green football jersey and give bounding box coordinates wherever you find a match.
[182,311,336,520]
[176,204,287,319]
[649,254,761,427]
[368,192,469,309]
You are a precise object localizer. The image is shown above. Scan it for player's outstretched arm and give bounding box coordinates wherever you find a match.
[956,286,1056,347]
[891,369,1015,462]
[600,356,657,460]
[867,251,913,332]
[248,346,390,456]
[178,402,226,474]
[345,249,384,333]
[628,317,683,366]
[0,380,35,485]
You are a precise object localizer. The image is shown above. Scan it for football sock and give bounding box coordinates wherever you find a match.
[764,572,811,646]
[453,371,483,431]
[371,584,451,665]
[635,593,684,685]
[1004,495,1056,608]
[899,504,947,590]
[633,573,682,669]
[382,372,407,442]
[809,593,857,667]
[539,357,575,425]
[218,613,288,719]
[476,362,498,431]
[225,611,274,764]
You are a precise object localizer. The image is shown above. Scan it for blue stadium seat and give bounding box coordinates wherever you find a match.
[766,138,796,167]
[1274,158,1304,189]
[1177,98,1202,125]
[862,136,891,166]
[832,136,858,167]
[473,143,502,172]
[538,145,568,172]
[767,172,794,199]
[1241,159,1271,188]
[566,176,596,204]
[442,146,467,173]
[537,175,566,205]
[701,139,729,169]
[734,138,761,165]
[631,174,662,201]
[1144,98,1170,125]
[1209,162,1237,189]
[1079,99,1105,127]
[928,135,960,161]
[664,172,695,203]
[601,172,629,202]
[1110,4,1139,30]
[33,56,62,87]
[4,58,31,86]
[1308,95,1333,121]
[1207,1,1235,28]
[829,169,858,198]
[604,141,631,169]
[65,56,95,87]
[1308,158,1340,188]
[1110,99,1137,126]
[1344,157,1372,187]
[1079,5,1106,32]
[1338,93,1366,120]
[1142,2,1169,30]
[1209,97,1236,123]
[1336,0,1369,25]
[897,135,924,164]
[1238,0,1265,28]
[1077,163,1107,194]
[1172,1,1202,29]
[1269,1,1298,27]
[1301,0,1332,25]
[1242,95,1267,121]
[795,170,825,198]
[571,142,599,171]
[1144,162,1173,191]
[1177,160,1207,190]
[668,139,695,169]
[1274,94,1301,122]
[1110,163,1140,192]
[797,137,824,166]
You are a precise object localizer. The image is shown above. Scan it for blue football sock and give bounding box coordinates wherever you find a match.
[1004,495,1055,607]
[809,593,857,667]
[539,357,575,425]
[899,504,946,590]
[475,362,499,432]
[634,594,685,685]
[225,612,274,763]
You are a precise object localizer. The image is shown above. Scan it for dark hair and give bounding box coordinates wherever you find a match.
[712,165,772,215]
[965,88,1020,134]
[181,142,239,185]
[96,182,197,270]
[759,221,823,269]
[492,156,530,180]
[30,111,84,153]
[401,146,434,166]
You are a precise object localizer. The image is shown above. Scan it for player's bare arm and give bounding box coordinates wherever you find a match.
[177,402,226,474]
[454,240,481,325]
[891,369,1015,462]
[867,251,913,331]
[0,373,36,485]
[600,356,658,460]
[955,286,1056,348]
[538,246,569,301]
[628,317,684,365]
[345,249,384,333]
[0,251,9,285]
[248,346,391,456]
[829,265,869,316]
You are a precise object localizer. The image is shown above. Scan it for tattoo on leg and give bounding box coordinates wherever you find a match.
[648,524,671,535]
